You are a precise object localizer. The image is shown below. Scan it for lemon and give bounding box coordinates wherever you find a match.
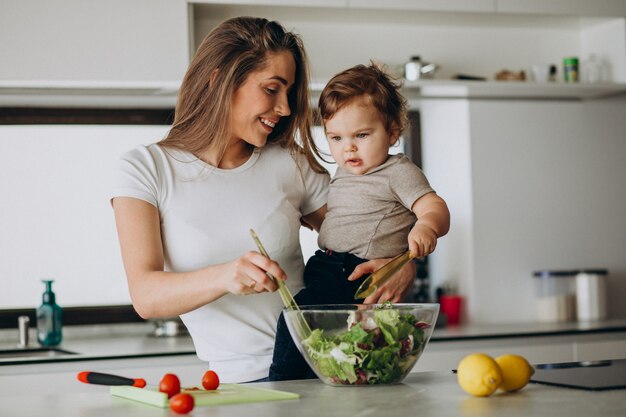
[456,353,503,397]
[495,354,535,392]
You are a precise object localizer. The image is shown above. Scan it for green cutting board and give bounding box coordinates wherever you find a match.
[110,384,299,407]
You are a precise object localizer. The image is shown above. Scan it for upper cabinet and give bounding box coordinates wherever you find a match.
[0,0,189,107]
[496,0,626,17]
[192,0,348,7]
[191,0,626,17]
[348,0,496,13]
[2,0,625,107]
[192,1,626,86]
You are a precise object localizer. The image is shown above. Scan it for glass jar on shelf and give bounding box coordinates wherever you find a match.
[581,54,610,83]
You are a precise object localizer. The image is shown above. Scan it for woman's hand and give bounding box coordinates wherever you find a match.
[217,251,286,295]
[347,258,416,304]
[113,197,288,319]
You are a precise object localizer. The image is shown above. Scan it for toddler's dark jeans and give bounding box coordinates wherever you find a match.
[269,250,367,381]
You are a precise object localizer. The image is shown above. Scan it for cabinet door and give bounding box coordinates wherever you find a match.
[191,0,347,7]
[574,333,626,362]
[348,0,495,13]
[496,0,626,17]
[414,337,575,372]
[0,0,189,83]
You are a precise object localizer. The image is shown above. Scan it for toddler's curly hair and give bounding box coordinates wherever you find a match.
[318,62,408,137]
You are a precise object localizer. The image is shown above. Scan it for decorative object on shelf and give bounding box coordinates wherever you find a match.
[404,55,439,81]
[495,69,526,81]
[549,65,558,82]
[563,57,579,82]
[581,54,610,84]
[530,64,550,82]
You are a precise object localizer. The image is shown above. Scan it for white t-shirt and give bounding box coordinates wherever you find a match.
[111,143,329,382]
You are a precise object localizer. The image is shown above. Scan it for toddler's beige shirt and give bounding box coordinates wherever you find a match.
[318,154,434,259]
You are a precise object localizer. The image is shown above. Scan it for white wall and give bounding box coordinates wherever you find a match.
[422,96,626,323]
[0,125,166,308]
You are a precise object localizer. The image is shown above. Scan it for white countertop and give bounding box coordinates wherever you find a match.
[1,319,625,416]
[1,367,625,417]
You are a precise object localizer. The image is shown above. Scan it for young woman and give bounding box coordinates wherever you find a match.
[111,17,415,383]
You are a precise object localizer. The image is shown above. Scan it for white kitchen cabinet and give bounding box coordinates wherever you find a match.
[416,337,575,372]
[496,0,626,17]
[414,331,626,372]
[574,333,626,361]
[420,97,626,323]
[190,0,347,7]
[0,0,189,84]
[348,0,495,13]
[191,2,626,84]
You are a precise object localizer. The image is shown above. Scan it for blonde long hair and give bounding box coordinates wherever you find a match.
[159,16,325,173]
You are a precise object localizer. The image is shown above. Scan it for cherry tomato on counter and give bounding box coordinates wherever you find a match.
[159,373,181,399]
[169,393,194,414]
[202,370,220,390]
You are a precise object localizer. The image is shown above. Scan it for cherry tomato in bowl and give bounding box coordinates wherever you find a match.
[169,393,194,414]
[202,370,220,390]
[159,373,181,399]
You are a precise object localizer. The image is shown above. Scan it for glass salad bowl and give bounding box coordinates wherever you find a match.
[283,303,439,386]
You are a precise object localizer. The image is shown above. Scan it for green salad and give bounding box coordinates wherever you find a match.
[302,305,431,385]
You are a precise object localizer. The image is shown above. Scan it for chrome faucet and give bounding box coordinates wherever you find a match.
[17,315,30,348]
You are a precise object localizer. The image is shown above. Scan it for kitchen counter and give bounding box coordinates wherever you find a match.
[1,319,625,367]
[1,367,625,417]
[0,322,196,366]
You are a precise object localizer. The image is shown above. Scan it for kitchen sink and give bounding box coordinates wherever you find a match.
[0,347,77,362]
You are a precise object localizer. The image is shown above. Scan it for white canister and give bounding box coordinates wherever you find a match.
[575,269,608,321]
[533,270,577,322]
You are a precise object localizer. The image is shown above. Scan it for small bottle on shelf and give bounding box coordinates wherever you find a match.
[548,65,557,82]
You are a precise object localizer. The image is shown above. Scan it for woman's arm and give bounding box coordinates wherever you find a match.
[112,197,286,319]
[300,204,327,232]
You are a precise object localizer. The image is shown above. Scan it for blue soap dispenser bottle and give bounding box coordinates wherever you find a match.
[37,279,63,346]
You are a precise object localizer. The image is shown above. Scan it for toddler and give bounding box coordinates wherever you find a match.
[269,63,450,381]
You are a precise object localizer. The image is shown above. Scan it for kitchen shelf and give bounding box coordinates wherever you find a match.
[401,79,626,100]
[311,79,626,103]
[4,79,625,109]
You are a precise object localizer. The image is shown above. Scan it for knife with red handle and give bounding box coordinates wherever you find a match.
[77,371,147,388]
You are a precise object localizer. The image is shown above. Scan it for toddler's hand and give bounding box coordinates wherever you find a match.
[408,223,438,259]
